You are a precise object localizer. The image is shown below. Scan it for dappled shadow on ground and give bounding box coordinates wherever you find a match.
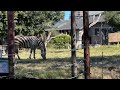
[90,55,120,68]
[15,58,72,79]
[15,58,73,71]
[90,55,120,79]
[16,55,120,67]
[16,58,72,64]
[15,55,120,79]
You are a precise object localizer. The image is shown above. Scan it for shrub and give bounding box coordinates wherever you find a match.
[53,34,71,49]
[47,43,55,49]
[50,30,60,37]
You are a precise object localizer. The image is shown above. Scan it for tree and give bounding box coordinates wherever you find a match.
[53,34,71,49]
[15,11,64,36]
[104,11,120,31]
[0,11,64,44]
[0,11,7,44]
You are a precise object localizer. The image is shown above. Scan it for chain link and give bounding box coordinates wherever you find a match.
[1,45,85,79]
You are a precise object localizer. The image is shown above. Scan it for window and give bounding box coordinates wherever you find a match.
[95,28,99,35]
[102,29,107,36]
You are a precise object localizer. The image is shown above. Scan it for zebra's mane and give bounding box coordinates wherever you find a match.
[14,35,45,49]
[15,35,43,39]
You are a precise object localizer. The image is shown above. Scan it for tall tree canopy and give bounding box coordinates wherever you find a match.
[104,11,120,29]
[15,11,64,36]
[0,11,64,44]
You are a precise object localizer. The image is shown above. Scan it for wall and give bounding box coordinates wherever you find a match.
[89,22,113,45]
[108,32,120,43]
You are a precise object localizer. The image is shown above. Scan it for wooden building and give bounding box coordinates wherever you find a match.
[46,11,115,48]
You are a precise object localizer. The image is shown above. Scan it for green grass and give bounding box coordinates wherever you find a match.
[3,45,120,79]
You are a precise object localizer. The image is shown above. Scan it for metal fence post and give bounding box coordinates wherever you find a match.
[71,11,77,79]
[7,11,15,77]
[83,11,90,79]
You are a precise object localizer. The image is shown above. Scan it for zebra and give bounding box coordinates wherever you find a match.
[7,35,46,60]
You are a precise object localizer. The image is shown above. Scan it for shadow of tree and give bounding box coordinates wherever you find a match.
[15,55,120,79]
[90,55,120,68]
[16,54,120,69]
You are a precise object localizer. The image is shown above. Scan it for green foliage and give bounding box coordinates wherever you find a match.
[0,11,64,44]
[0,11,7,44]
[47,43,55,49]
[50,30,60,37]
[14,11,64,36]
[104,11,120,30]
[53,34,71,49]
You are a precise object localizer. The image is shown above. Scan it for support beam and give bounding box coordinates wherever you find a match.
[83,11,90,79]
[71,11,77,79]
[7,11,15,76]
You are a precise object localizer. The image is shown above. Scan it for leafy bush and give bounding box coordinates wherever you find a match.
[47,43,55,49]
[53,34,71,49]
[50,30,60,37]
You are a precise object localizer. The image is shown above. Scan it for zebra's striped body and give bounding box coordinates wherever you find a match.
[14,35,46,60]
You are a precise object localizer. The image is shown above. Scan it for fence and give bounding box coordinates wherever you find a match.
[18,45,120,79]
[0,45,120,79]
[14,48,85,79]
[89,45,120,79]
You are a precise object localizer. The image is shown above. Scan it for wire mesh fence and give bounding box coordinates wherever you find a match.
[0,45,120,79]
[90,45,120,79]
[13,55,85,79]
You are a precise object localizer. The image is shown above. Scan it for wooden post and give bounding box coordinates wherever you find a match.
[71,11,77,79]
[101,22,103,45]
[83,11,90,79]
[7,11,15,76]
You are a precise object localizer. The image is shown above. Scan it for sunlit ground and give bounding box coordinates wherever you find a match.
[2,45,120,79]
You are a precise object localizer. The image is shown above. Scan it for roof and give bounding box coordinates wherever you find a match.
[89,11,104,15]
[46,11,105,31]
[75,11,104,17]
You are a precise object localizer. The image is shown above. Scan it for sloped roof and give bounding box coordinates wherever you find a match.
[89,11,104,15]
[46,11,105,31]
[75,11,104,16]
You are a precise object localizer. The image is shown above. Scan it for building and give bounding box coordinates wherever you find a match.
[46,11,115,48]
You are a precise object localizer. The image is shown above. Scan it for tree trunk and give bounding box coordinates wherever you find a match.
[83,11,90,79]
[7,11,15,76]
[71,11,77,79]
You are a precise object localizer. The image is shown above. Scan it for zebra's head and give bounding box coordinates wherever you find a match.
[37,35,46,60]
[39,40,46,60]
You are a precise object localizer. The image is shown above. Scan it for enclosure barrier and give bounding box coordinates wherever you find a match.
[2,11,119,79]
[13,48,85,79]
[1,45,119,79]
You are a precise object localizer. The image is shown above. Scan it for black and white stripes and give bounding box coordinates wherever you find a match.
[14,35,46,60]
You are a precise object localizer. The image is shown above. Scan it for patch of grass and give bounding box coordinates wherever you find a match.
[3,45,120,79]
[15,62,71,79]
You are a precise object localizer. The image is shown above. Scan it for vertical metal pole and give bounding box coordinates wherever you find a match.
[71,11,77,79]
[7,11,15,76]
[101,52,103,79]
[83,11,90,79]
[101,22,103,45]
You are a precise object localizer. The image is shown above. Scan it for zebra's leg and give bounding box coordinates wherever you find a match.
[16,53,20,60]
[29,48,32,59]
[15,48,20,60]
[33,48,36,59]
